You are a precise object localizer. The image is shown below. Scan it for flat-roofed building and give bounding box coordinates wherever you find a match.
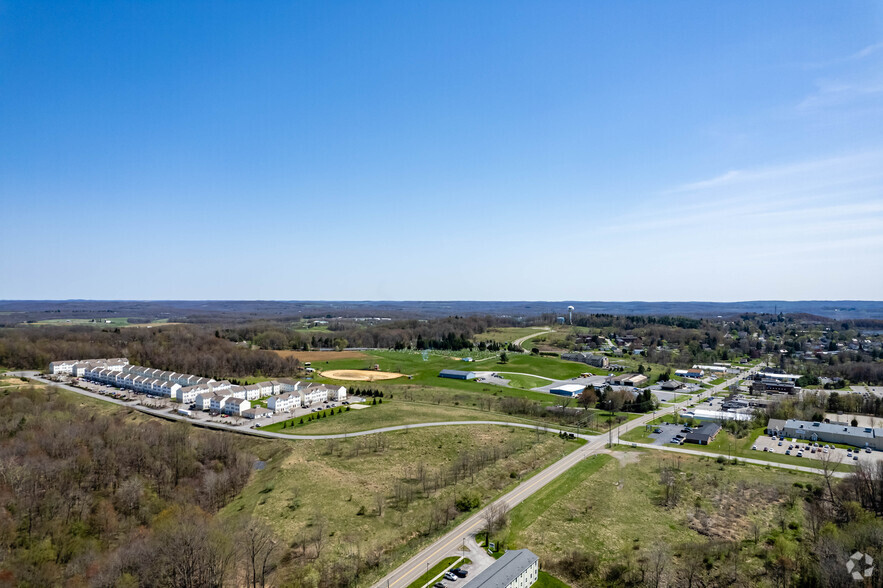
[550,383,586,397]
[466,549,539,588]
[783,419,883,450]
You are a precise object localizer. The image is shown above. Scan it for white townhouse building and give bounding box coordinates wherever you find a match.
[210,380,232,392]
[228,385,247,399]
[243,384,262,401]
[260,381,279,396]
[267,392,301,413]
[298,384,347,406]
[278,378,303,393]
[177,382,215,404]
[195,392,215,411]
[48,360,78,375]
[223,398,251,416]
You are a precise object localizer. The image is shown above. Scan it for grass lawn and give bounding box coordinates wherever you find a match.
[508,455,613,543]
[535,571,572,588]
[503,373,550,390]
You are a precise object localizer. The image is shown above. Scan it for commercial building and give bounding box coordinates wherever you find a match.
[439,369,477,380]
[775,419,883,450]
[466,549,539,588]
[608,373,648,387]
[680,409,752,422]
[560,352,609,368]
[684,423,722,445]
[660,380,684,391]
[676,369,704,379]
[549,383,586,397]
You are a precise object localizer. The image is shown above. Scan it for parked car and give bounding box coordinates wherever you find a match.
[785,450,791,455]
[778,441,783,446]
[433,583,445,588]
[752,445,757,450]
[444,572,457,581]
[452,568,468,578]
[797,451,804,457]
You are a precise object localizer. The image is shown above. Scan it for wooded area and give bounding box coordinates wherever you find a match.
[0,386,280,587]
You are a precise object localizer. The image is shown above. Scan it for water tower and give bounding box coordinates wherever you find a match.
[567,305,574,325]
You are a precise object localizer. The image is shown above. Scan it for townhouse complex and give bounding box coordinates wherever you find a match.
[49,358,346,418]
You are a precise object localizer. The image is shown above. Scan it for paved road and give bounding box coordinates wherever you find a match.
[6,372,585,441]
[370,366,765,588]
[475,371,558,382]
[14,366,828,588]
[512,328,552,351]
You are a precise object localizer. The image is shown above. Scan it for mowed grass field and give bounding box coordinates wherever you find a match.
[502,373,553,390]
[504,449,819,584]
[222,426,585,586]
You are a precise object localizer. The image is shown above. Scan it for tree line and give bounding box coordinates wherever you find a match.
[0,325,302,378]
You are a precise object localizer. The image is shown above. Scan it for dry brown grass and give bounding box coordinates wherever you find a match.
[272,350,368,362]
[321,369,405,381]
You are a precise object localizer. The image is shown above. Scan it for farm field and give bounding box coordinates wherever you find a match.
[223,425,585,586]
[273,349,368,362]
[22,317,174,328]
[503,448,819,586]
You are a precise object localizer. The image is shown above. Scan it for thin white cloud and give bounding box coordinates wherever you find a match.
[802,41,883,69]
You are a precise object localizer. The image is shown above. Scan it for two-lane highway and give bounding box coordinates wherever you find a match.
[370,365,764,588]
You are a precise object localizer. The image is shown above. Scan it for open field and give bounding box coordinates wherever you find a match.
[322,369,405,381]
[22,317,175,328]
[476,327,554,344]
[504,448,820,586]
[223,425,585,586]
[503,373,552,390]
[259,400,551,435]
[273,349,368,362]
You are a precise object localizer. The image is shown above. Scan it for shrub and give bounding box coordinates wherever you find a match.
[455,492,480,512]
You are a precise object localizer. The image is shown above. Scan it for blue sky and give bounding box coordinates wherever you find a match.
[1,1,881,301]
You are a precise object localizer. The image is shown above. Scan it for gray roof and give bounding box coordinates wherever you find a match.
[439,369,475,377]
[785,419,881,440]
[685,423,721,443]
[767,418,787,431]
[466,549,538,588]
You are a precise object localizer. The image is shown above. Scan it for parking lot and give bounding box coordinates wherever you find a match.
[644,421,883,466]
[645,422,697,446]
[752,433,883,466]
[56,375,363,429]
